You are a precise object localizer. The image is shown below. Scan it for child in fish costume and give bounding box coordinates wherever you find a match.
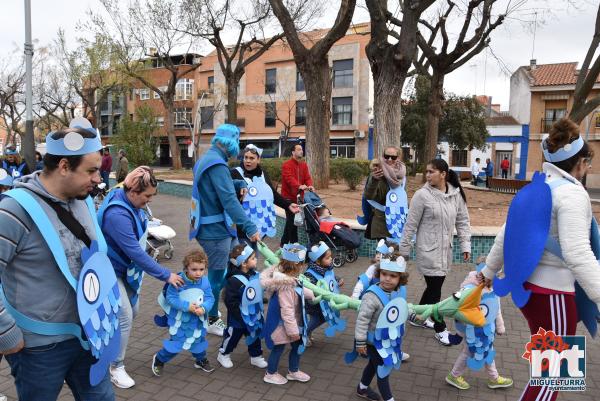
[260,244,315,385]
[217,244,268,369]
[152,249,215,376]
[446,263,513,391]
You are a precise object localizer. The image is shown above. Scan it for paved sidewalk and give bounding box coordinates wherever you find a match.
[1,193,598,401]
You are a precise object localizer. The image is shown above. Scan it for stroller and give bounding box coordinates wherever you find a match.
[145,204,176,260]
[299,191,362,268]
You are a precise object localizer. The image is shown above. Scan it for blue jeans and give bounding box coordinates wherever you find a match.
[113,277,139,368]
[156,347,206,364]
[267,340,302,374]
[307,312,326,336]
[198,237,232,318]
[100,171,110,186]
[360,345,393,400]
[220,325,262,357]
[4,338,114,401]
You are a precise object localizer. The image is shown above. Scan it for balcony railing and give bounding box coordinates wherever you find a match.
[541,118,559,133]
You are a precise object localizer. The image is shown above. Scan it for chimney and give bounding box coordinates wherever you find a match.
[530,59,537,70]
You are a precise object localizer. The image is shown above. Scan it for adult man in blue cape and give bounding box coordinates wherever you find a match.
[0,117,118,401]
[190,123,260,336]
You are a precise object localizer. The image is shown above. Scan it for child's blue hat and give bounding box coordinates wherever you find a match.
[281,243,307,263]
[4,148,18,156]
[308,241,329,262]
[215,124,240,141]
[230,244,255,266]
[46,117,103,156]
[376,239,394,255]
[379,256,406,273]
[0,169,13,187]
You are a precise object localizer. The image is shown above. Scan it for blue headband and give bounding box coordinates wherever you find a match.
[4,148,18,156]
[0,169,13,186]
[379,257,406,273]
[231,244,254,266]
[281,243,307,263]
[542,136,585,163]
[376,239,394,255]
[46,117,103,156]
[308,241,329,262]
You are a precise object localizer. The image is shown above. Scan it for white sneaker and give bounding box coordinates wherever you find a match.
[402,352,410,361]
[435,330,452,346]
[250,356,268,368]
[110,366,135,389]
[217,352,233,368]
[207,318,226,336]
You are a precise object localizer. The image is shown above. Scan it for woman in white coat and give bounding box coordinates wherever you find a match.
[478,118,600,401]
[398,158,471,345]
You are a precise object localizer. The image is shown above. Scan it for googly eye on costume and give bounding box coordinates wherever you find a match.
[386,306,399,323]
[248,187,258,196]
[64,132,86,151]
[389,193,398,202]
[246,287,256,301]
[329,280,335,291]
[480,303,489,317]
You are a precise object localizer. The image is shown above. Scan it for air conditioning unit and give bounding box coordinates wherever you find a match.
[354,130,365,139]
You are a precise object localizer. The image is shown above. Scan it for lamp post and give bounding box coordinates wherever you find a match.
[23,0,35,170]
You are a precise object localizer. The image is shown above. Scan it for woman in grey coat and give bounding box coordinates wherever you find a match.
[398,158,471,345]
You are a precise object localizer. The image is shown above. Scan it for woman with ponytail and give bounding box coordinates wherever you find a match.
[398,159,471,345]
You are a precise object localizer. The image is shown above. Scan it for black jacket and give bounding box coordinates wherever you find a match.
[224,264,258,326]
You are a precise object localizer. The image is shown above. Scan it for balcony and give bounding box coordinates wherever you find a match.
[541,118,558,133]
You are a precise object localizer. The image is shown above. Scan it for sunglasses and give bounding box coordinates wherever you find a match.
[383,154,398,161]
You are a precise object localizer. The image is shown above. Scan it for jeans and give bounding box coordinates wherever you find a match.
[156,346,206,364]
[419,275,446,332]
[198,237,232,318]
[267,340,301,374]
[220,326,262,357]
[100,171,110,186]
[113,278,139,368]
[280,207,298,246]
[360,345,393,400]
[307,312,326,336]
[501,169,508,179]
[4,338,114,401]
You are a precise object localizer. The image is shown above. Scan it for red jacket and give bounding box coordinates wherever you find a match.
[500,159,510,170]
[281,158,313,200]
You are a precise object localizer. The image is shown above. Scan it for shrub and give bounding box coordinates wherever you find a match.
[341,162,366,190]
[259,158,285,187]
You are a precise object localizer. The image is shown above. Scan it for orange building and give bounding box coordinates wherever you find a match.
[510,60,600,187]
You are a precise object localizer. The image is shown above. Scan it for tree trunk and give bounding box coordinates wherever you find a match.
[226,75,239,123]
[301,58,331,189]
[370,54,406,157]
[164,100,182,169]
[423,72,444,171]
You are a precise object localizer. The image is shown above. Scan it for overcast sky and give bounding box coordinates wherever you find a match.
[1,0,597,109]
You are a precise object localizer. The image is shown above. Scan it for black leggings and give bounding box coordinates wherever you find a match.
[419,275,447,333]
[360,345,393,400]
[280,206,298,246]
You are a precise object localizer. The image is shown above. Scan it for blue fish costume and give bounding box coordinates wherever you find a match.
[263,244,309,355]
[97,188,148,307]
[355,240,408,300]
[2,147,27,179]
[367,179,409,243]
[306,242,346,337]
[0,117,121,386]
[154,274,213,355]
[496,135,600,337]
[235,166,276,238]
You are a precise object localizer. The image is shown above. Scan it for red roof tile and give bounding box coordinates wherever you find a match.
[528,62,600,86]
[485,115,520,126]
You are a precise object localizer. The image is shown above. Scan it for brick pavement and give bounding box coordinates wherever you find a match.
[1,193,598,401]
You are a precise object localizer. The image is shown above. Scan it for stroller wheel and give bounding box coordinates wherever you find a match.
[345,249,358,263]
[332,255,344,268]
[164,249,174,260]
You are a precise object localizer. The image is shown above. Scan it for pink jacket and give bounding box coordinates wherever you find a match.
[260,266,315,345]
[460,271,505,334]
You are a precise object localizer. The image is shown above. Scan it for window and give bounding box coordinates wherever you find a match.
[200,106,214,129]
[295,100,306,126]
[153,91,160,99]
[595,114,600,128]
[208,76,214,91]
[333,59,353,88]
[265,102,276,127]
[112,115,121,135]
[156,116,164,127]
[451,149,468,167]
[173,108,193,126]
[330,139,355,158]
[265,68,277,94]
[175,79,193,101]
[139,88,150,100]
[296,70,304,92]
[332,97,352,125]
[543,108,567,132]
[100,115,110,136]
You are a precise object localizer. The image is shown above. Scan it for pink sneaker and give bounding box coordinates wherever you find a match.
[264,372,288,385]
[286,370,310,382]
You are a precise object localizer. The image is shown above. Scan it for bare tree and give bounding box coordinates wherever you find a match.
[0,57,27,150]
[269,0,356,188]
[364,0,436,156]
[89,0,202,169]
[183,0,288,124]
[570,4,600,124]
[414,0,506,165]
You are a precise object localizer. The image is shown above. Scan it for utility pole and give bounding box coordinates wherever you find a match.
[23,0,35,170]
